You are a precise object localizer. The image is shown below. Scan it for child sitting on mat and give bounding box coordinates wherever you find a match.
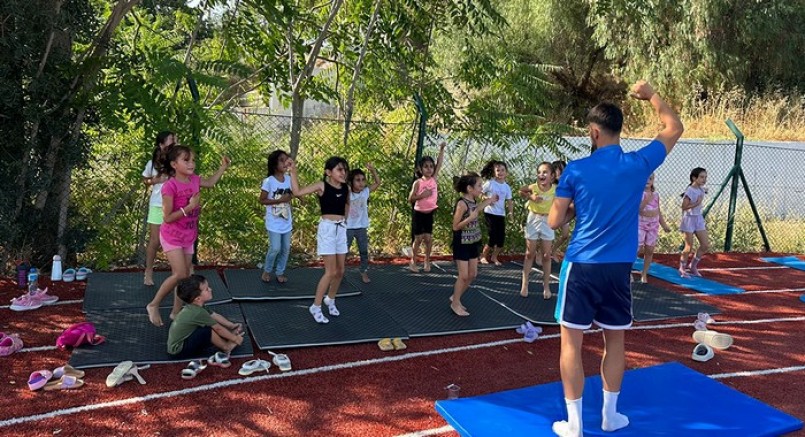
[167,275,244,361]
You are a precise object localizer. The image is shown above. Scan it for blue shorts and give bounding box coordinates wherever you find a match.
[554,261,633,330]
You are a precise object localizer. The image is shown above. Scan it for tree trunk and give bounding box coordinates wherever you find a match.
[289,93,304,158]
[342,0,381,147]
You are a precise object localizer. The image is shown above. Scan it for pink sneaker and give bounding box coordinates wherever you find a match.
[29,287,59,305]
[0,334,23,356]
[10,295,44,312]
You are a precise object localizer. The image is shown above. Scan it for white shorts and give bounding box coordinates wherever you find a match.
[317,218,348,255]
[525,212,555,241]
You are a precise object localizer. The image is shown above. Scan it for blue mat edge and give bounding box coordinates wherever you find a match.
[434,362,803,437]
[761,256,805,271]
[633,259,744,295]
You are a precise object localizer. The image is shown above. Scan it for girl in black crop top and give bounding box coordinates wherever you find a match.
[288,156,351,324]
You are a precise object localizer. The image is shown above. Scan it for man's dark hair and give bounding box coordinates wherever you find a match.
[177,274,208,304]
[587,103,623,135]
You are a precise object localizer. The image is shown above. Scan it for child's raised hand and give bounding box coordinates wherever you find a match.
[220,156,231,168]
[366,162,375,171]
[286,158,296,172]
[630,80,655,100]
[439,141,447,149]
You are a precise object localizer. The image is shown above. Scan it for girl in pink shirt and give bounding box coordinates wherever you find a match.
[407,141,446,272]
[637,174,671,283]
[146,145,230,327]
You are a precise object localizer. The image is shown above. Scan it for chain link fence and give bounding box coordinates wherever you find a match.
[73,112,805,268]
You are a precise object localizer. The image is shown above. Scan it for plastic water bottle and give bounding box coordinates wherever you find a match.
[28,268,39,295]
[51,255,63,281]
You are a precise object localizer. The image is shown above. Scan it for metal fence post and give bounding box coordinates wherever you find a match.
[723,119,744,251]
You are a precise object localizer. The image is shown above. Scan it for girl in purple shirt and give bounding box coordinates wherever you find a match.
[679,167,710,277]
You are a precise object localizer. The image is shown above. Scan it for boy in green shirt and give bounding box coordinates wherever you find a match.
[168,275,244,360]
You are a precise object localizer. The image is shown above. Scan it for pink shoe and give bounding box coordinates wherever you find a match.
[0,334,24,356]
[29,287,59,305]
[28,370,54,390]
[10,295,43,312]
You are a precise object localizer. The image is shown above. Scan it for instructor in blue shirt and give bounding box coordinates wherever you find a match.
[548,81,684,437]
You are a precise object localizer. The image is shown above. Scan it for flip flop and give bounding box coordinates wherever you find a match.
[208,351,232,368]
[76,267,92,281]
[53,364,85,379]
[106,361,134,387]
[44,375,84,391]
[181,360,207,380]
[28,370,54,391]
[270,353,292,372]
[692,343,715,362]
[377,338,394,351]
[238,359,271,376]
[392,338,407,350]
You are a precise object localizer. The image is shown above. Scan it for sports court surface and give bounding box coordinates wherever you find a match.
[1,252,804,436]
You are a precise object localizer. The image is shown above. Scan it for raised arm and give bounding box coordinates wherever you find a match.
[432,142,447,178]
[287,159,324,197]
[367,162,381,192]
[631,81,684,154]
[200,156,231,188]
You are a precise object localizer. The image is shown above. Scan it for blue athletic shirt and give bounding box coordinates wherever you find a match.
[556,140,666,263]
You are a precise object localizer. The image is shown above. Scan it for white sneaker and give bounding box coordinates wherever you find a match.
[309,304,329,324]
[323,296,340,317]
[692,343,714,362]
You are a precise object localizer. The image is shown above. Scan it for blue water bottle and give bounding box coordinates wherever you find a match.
[28,267,39,295]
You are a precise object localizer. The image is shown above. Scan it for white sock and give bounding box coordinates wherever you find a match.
[552,397,582,437]
[601,390,629,432]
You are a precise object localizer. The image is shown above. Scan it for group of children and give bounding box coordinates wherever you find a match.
[142,132,711,362]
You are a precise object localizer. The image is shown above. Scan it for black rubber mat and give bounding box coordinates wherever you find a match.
[83,271,231,312]
[435,261,555,297]
[345,263,459,293]
[368,287,525,337]
[476,283,560,325]
[241,298,408,349]
[69,304,253,369]
[224,268,361,300]
[632,282,721,322]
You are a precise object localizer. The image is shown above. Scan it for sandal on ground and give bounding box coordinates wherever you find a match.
[181,360,207,380]
[208,351,232,368]
[76,267,92,281]
[0,334,24,356]
[44,375,84,391]
[270,353,292,371]
[62,269,76,282]
[238,359,271,376]
[392,338,407,350]
[53,364,85,379]
[692,330,733,350]
[28,370,54,391]
[377,338,394,351]
[106,361,134,387]
[698,312,716,324]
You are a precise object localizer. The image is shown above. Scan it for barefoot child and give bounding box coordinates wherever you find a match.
[346,163,381,283]
[142,131,176,285]
[679,167,710,277]
[519,162,556,299]
[480,160,513,265]
[288,156,350,324]
[167,275,244,361]
[450,173,497,316]
[146,145,230,327]
[408,141,447,272]
[259,150,294,284]
[638,174,671,282]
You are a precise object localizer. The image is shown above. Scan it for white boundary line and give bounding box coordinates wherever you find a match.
[695,266,789,271]
[0,299,83,310]
[682,287,805,297]
[1,315,804,428]
[19,345,58,353]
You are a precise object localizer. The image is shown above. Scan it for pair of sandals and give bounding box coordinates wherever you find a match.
[377,338,407,351]
[181,352,232,380]
[62,267,91,283]
[237,353,293,375]
[29,365,86,391]
[106,361,149,387]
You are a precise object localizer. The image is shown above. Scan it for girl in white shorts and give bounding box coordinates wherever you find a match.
[519,162,556,299]
[288,156,351,324]
[679,167,710,277]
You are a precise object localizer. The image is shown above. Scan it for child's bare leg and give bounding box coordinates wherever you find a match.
[680,233,694,277]
[491,246,502,265]
[409,235,422,272]
[451,260,471,316]
[211,331,238,354]
[541,239,553,299]
[170,253,193,320]
[521,240,537,297]
[146,249,188,327]
[327,254,346,299]
[642,246,654,282]
[690,230,710,276]
[481,245,491,264]
[423,234,433,271]
[144,223,160,285]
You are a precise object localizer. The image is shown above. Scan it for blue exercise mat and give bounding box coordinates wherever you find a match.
[435,362,802,437]
[633,259,744,295]
[761,256,805,272]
